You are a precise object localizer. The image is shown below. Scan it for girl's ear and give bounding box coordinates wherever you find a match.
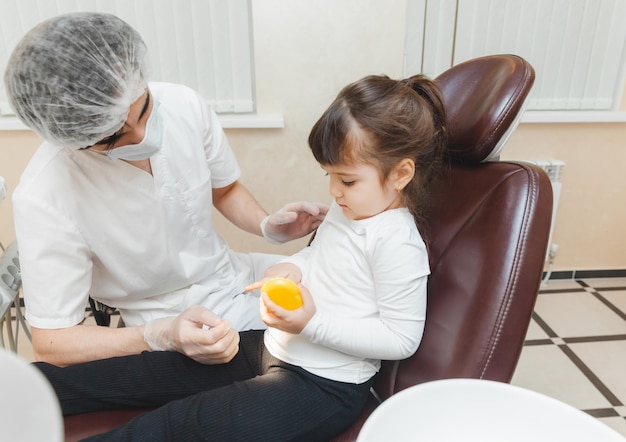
[393,158,415,191]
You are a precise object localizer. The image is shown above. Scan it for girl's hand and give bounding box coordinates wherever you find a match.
[244,262,302,292]
[260,285,316,334]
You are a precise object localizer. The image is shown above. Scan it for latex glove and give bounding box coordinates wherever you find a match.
[261,201,329,244]
[143,306,240,364]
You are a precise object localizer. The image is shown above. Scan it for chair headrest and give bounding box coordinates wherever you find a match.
[435,54,535,164]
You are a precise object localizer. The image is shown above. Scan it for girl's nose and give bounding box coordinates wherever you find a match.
[329,182,342,198]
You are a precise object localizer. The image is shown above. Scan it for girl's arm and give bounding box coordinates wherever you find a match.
[300,230,428,361]
[301,277,427,361]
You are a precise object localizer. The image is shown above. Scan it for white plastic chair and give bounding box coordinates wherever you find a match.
[357,378,625,442]
[0,349,63,441]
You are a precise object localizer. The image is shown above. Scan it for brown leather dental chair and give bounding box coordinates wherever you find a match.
[64,54,552,441]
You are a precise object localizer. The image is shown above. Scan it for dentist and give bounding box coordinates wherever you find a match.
[4,12,327,366]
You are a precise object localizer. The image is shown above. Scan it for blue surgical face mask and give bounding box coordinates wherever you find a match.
[106,100,164,161]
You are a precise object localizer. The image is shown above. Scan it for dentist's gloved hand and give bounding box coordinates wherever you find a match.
[143,305,240,364]
[261,201,329,244]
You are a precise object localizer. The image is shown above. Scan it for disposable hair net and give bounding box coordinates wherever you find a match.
[4,12,150,148]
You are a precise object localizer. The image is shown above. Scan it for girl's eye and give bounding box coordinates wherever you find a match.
[342,180,355,186]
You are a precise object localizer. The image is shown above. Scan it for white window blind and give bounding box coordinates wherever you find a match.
[0,0,255,115]
[405,0,626,112]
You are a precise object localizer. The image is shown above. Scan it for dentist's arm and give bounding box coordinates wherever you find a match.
[30,306,239,366]
[31,323,149,366]
[212,181,328,243]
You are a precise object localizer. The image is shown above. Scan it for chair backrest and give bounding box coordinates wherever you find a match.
[373,54,552,399]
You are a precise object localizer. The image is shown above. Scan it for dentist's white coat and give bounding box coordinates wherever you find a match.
[13,82,278,331]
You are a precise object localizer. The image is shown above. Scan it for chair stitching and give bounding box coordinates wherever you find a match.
[479,164,540,378]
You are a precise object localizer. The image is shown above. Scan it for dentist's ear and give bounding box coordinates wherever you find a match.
[393,158,415,191]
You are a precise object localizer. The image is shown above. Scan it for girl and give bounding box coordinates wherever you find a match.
[37,74,447,441]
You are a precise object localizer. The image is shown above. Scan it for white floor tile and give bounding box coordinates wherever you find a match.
[511,345,612,410]
[600,290,626,316]
[570,341,626,407]
[534,292,626,337]
[524,318,550,340]
[580,277,626,288]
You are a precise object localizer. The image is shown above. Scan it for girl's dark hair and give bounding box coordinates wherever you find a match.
[308,74,448,230]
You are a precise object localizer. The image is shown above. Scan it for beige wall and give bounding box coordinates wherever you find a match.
[1,0,625,273]
[0,130,40,247]
[503,122,626,272]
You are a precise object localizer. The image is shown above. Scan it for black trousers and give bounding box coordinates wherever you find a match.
[36,330,374,441]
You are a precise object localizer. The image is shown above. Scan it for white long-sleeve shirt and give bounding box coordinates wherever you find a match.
[264,201,429,384]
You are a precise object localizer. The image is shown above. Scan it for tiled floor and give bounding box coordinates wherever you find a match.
[3,277,626,438]
[511,277,626,438]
